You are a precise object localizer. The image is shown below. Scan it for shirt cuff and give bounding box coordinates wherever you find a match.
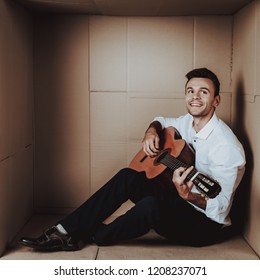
[205,198,218,219]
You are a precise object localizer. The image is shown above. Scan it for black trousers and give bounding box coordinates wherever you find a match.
[60,168,223,247]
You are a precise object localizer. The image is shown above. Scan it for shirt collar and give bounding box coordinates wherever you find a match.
[190,113,219,140]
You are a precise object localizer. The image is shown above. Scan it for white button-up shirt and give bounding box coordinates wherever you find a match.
[154,113,246,226]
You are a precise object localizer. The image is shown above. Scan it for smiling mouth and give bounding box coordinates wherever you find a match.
[190,103,202,107]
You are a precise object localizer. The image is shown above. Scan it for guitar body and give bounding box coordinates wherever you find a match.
[129,127,195,180]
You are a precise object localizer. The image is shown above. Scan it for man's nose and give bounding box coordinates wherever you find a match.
[193,91,201,98]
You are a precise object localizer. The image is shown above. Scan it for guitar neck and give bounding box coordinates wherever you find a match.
[158,152,197,181]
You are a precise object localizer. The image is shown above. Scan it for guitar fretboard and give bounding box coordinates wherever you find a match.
[158,152,197,181]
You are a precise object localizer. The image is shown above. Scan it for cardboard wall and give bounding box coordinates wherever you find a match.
[232,0,260,256]
[0,1,33,256]
[34,15,233,212]
[34,15,90,212]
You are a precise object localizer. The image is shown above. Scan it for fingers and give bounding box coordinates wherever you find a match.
[142,133,160,157]
[172,166,194,200]
[143,139,159,156]
[176,166,194,177]
[154,135,160,150]
[173,166,194,185]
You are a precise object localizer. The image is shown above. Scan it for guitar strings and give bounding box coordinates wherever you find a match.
[159,153,197,180]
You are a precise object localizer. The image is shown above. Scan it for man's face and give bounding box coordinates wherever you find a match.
[185,77,220,119]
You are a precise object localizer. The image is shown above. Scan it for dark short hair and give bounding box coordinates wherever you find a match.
[185,68,220,96]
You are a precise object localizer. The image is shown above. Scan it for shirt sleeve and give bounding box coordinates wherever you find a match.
[153,115,191,132]
[153,116,177,128]
[205,144,245,224]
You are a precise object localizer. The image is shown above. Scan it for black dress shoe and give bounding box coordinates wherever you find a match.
[18,226,79,251]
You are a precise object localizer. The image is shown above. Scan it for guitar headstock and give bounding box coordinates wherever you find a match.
[192,173,221,199]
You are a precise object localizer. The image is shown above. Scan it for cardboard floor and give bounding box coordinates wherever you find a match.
[2,214,259,260]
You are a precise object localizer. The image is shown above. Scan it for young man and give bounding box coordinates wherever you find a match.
[19,68,246,251]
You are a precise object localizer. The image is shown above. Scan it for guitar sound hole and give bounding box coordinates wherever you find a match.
[155,150,169,165]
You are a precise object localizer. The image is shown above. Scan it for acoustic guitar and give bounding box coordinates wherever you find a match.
[129,127,221,199]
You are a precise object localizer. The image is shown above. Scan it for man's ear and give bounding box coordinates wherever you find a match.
[213,95,221,108]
